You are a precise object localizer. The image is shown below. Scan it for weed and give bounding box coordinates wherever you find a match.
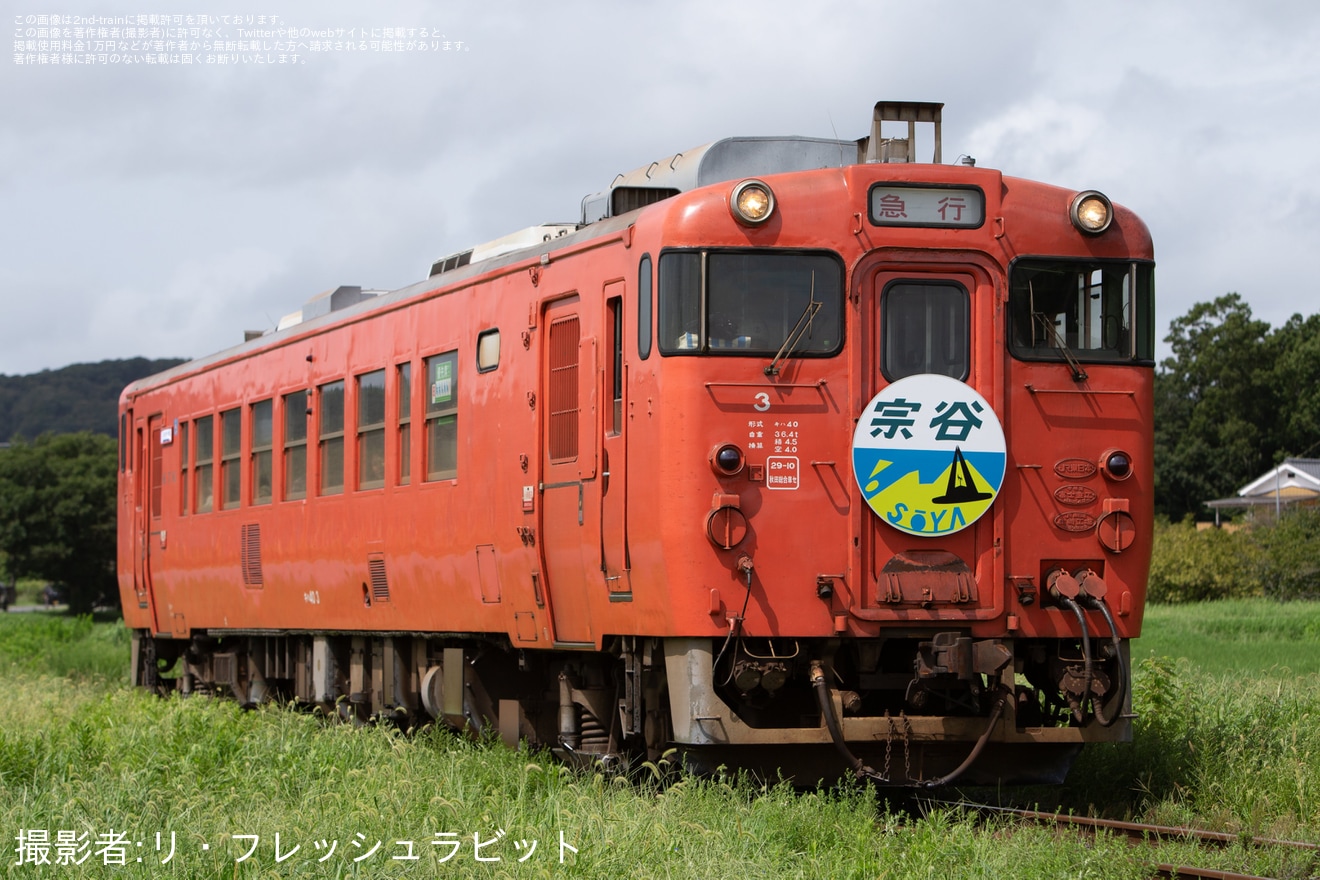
[2,606,1318,878]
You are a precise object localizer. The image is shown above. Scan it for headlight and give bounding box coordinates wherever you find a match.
[1070,190,1112,234]
[730,179,775,226]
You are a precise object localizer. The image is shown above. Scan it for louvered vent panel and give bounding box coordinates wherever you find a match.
[611,186,679,216]
[213,653,236,689]
[548,316,580,461]
[368,554,390,602]
[240,523,264,586]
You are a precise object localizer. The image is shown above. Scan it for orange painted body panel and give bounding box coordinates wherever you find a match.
[118,161,1152,652]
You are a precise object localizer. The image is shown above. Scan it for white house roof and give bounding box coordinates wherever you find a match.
[1238,458,1320,498]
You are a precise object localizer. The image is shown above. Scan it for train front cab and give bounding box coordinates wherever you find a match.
[651,174,1153,786]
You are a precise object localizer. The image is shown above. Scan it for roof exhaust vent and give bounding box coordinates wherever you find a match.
[271,285,384,333]
[429,224,578,278]
[302,285,373,320]
[857,101,944,165]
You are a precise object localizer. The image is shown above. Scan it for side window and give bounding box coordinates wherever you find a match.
[220,408,242,509]
[658,249,843,356]
[251,399,273,505]
[638,254,653,360]
[319,380,345,495]
[881,281,969,381]
[477,329,500,372]
[283,390,308,500]
[179,421,189,516]
[357,369,386,490]
[194,415,213,513]
[397,363,412,486]
[658,252,701,351]
[424,351,458,481]
[1008,260,1154,363]
[150,422,163,519]
[607,295,623,435]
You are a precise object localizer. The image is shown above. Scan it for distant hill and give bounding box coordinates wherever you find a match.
[0,358,188,440]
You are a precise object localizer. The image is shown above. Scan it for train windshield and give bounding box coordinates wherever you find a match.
[658,250,844,357]
[1008,259,1155,364]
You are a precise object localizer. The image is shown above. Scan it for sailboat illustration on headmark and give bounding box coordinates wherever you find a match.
[932,446,992,504]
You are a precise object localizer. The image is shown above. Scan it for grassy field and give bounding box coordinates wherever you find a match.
[0,611,128,679]
[1134,599,1320,676]
[1,605,1318,879]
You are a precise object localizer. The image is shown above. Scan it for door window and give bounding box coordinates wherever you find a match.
[881,281,969,381]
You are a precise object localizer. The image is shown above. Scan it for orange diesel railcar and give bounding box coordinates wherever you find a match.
[118,102,1153,785]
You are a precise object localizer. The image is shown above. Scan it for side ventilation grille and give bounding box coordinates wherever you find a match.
[368,553,390,602]
[240,523,264,587]
[213,652,236,690]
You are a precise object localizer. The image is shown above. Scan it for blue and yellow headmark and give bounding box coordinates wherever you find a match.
[851,374,1006,537]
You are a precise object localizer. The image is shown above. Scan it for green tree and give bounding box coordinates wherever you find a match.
[0,433,118,614]
[1155,295,1320,519]
[1268,312,1320,458]
[0,357,186,439]
[1156,294,1274,519]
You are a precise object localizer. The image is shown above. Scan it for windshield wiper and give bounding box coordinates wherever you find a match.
[765,274,821,376]
[1029,279,1087,382]
[1032,313,1089,383]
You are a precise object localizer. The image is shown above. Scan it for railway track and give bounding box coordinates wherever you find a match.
[918,800,1320,880]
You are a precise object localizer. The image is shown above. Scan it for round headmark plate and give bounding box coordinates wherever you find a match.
[852,374,1006,536]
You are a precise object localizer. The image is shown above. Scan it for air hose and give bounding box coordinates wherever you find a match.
[918,690,1009,789]
[809,661,887,782]
[1056,595,1094,724]
[1084,596,1128,727]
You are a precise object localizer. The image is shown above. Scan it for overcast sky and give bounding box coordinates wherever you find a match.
[4,0,1317,377]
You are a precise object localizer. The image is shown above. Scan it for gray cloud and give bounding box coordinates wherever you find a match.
[3,0,1318,374]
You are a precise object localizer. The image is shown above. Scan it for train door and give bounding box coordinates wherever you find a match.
[859,266,1004,617]
[539,295,599,644]
[599,281,631,595]
[133,413,164,629]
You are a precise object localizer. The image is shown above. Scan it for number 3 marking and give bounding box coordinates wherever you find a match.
[754,392,771,412]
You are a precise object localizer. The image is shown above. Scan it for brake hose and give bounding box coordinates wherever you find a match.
[1084,596,1128,728]
[1056,595,1094,724]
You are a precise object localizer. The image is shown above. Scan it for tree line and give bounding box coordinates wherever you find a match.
[0,357,185,440]
[1,358,183,613]
[1154,294,1320,521]
[0,432,117,613]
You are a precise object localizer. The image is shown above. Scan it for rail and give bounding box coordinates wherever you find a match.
[918,800,1320,880]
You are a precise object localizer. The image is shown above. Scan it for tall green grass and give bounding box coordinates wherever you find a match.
[0,612,129,680]
[0,682,1153,879]
[2,605,1318,878]
[1047,656,1320,837]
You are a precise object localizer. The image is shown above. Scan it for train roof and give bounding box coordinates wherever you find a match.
[119,209,641,401]
[577,102,945,228]
[120,103,986,402]
[424,137,861,280]
[430,102,948,276]
[578,135,859,225]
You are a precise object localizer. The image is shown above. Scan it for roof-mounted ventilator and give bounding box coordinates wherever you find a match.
[273,285,385,333]
[429,224,577,278]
